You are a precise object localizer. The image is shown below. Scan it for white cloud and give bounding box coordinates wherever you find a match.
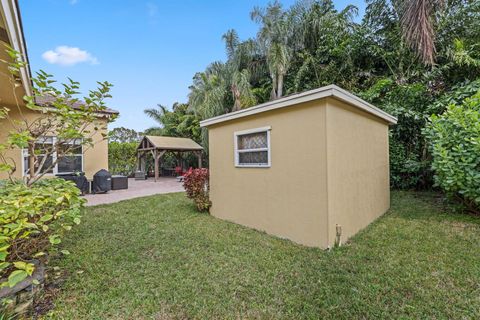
[42,46,98,66]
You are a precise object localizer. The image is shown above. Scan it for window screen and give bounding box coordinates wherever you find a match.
[23,137,83,175]
[235,128,270,167]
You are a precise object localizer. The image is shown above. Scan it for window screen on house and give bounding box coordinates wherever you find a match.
[235,127,270,167]
[23,137,54,174]
[57,139,83,173]
[23,137,83,175]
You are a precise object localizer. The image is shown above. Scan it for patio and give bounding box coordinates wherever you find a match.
[84,177,184,206]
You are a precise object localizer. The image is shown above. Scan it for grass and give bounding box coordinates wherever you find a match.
[45,191,480,319]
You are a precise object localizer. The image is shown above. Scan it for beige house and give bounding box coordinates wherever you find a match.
[0,0,117,181]
[200,85,397,248]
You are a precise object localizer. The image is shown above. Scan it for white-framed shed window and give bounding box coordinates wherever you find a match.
[234,126,271,167]
[23,137,83,175]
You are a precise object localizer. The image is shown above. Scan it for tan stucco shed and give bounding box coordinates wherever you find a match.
[200,85,397,248]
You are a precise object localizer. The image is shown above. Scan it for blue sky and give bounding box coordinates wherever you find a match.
[20,0,365,132]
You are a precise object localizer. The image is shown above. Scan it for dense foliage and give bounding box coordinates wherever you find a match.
[144,103,201,143]
[424,92,480,213]
[0,179,84,288]
[109,127,143,143]
[147,0,480,196]
[108,142,138,176]
[183,168,211,212]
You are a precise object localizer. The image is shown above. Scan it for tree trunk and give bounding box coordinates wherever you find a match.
[27,143,35,186]
[231,85,242,112]
[277,74,284,98]
[270,74,278,100]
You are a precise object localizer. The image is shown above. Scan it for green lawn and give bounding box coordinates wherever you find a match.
[45,191,480,319]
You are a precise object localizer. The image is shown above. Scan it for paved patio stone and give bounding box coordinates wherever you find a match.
[85,177,184,206]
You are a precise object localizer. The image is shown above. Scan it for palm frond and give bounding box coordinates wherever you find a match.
[222,29,240,60]
[400,0,444,65]
[144,104,167,122]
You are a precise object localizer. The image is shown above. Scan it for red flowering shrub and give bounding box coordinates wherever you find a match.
[183,168,211,212]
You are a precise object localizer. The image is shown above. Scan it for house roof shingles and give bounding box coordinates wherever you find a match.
[34,95,119,115]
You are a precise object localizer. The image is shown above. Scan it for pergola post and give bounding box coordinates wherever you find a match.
[137,152,142,171]
[176,152,182,169]
[154,149,159,182]
[153,150,167,182]
[197,151,202,168]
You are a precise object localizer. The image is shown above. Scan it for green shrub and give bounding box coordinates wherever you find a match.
[389,136,432,189]
[108,142,137,176]
[361,79,435,189]
[0,178,84,288]
[424,92,480,212]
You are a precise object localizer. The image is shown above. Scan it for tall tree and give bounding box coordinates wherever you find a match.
[188,62,229,120]
[144,103,201,143]
[292,0,361,91]
[222,29,257,111]
[399,0,445,65]
[109,127,142,143]
[251,0,296,99]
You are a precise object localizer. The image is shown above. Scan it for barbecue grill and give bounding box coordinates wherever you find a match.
[92,169,111,194]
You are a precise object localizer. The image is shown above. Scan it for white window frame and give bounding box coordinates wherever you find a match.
[234,126,271,168]
[22,137,84,176]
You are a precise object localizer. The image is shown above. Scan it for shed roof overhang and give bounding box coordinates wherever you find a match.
[200,84,397,127]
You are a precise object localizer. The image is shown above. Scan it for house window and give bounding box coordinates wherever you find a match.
[23,137,83,175]
[57,140,83,173]
[234,126,271,167]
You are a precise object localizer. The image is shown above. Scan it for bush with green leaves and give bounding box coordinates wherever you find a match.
[183,168,211,212]
[108,141,138,176]
[424,92,480,213]
[0,178,84,288]
[361,79,436,189]
[389,136,432,189]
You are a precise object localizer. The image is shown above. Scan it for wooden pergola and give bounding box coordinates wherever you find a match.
[137,136,203,182]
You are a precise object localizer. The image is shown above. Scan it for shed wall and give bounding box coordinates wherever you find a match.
[208,100,329,247]
[325,98,390,246]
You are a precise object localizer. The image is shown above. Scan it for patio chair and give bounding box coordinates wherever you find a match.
[134,171,147,180]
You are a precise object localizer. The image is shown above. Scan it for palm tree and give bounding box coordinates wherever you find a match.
[300,0,358,48]
[143,104,167,136]
[251,0,296,99]
[188,62,229,120]
[291,0,360,90]
[399,0,445,65]
[144,103,201,141]
[222,29,257,111]
[222,29,240,61]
